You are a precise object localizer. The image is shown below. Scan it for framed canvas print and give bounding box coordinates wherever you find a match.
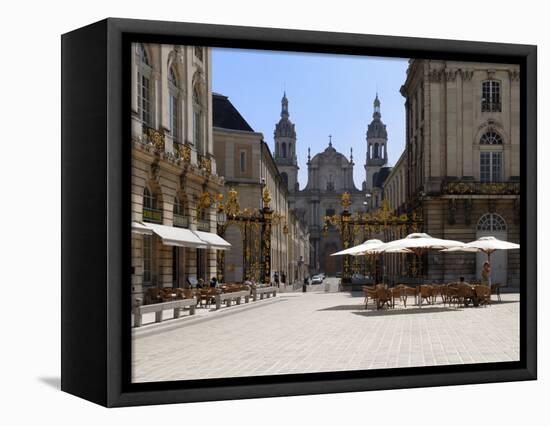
[61,18,537,407]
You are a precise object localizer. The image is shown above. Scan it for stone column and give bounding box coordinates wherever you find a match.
[160,45,170,132]
[429,69,442,186]
[461,68,474,178]
[446,68,458,177]
[509,68,520,177]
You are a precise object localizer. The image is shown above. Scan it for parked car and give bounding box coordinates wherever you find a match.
[311,275,323,284]
[319,272,326,280]
[335,271,342,278]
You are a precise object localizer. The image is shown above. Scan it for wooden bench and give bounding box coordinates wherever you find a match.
[133,298,196,327]
[251,286,277,301]
[214,290,251,310]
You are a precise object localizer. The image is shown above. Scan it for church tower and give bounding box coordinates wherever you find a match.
[365,94,388,191]
[274,92,299,192]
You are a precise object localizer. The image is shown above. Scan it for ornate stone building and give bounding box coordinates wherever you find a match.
[131,43,228,305]
[275,94,392,275]
[395,59,520,287]
[213,93,310,285]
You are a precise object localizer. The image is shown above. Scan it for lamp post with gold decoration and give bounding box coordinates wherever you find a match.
[260,185,273,284]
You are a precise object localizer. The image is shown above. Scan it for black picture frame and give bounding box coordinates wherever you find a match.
[61,17,537,407]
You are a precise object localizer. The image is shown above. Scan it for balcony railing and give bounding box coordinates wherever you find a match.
[481,102,501,113]
[442,181,519,196]
[173,214,189,228]
[197,219,210,231]
[143,207,163,224]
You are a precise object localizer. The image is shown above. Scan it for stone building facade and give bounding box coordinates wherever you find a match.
[131,43,225,305]
[396,59,520,287]
[213,93,310,285]
[275,94,393,275]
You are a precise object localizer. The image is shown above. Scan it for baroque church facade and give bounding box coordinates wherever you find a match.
[274,93,392,275]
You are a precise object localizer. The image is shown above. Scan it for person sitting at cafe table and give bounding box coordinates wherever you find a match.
[196,278,205,289]
[209,276,218,288]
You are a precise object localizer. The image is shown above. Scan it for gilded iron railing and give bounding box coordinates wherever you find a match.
[173,214,189,228]
[442,181,520,195]
[143,207,163,224]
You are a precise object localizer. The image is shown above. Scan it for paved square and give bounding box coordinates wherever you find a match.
[132,286,519,383]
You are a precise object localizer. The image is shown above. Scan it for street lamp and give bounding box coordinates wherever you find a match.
[217,206,226,227]
[364,193,372,213]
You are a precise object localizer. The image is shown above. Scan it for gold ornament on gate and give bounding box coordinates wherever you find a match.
[341,192,351,210]
[225,187,240,217]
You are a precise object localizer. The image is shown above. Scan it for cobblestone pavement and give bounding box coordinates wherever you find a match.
[132,287,520,383]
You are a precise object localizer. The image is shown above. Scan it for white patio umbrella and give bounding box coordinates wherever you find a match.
[330,239,384,256]
[374,233,465,291]
[441,236,520,262]
[374,233,464,255]
[330,239,386,283]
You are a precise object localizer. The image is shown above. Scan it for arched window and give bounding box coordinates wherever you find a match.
[168,66,181,143]
[197,206,210,231]
[137,44,152,126]
[480,131,503,145]
[374,143,379,158]
[480,131,503,182]
[482,80,501,112]
[288,143,293,157]
[477,213,507,231]
[282,142,287,158]
[193,88,203,153]
[143,187,155,209]
[173,195,188,228]
[143,187,162,223]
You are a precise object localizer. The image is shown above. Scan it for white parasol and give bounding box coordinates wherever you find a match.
[373,233,465,256]
[330,239,385,256]
[374,233,465,296]
[441,236,520,262]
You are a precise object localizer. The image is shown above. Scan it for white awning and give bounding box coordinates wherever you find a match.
[193,230,232,251]
[132,221,153,235]
[140,222,208,249]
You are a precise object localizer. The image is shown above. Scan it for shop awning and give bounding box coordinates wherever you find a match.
[139,222,208,249]
[193,230,232,251]
[132,221,153,235]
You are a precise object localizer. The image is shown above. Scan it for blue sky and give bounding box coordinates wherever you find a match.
[212,48,409,188]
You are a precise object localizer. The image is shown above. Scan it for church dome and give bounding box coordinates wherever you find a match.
[310,136,347,165]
